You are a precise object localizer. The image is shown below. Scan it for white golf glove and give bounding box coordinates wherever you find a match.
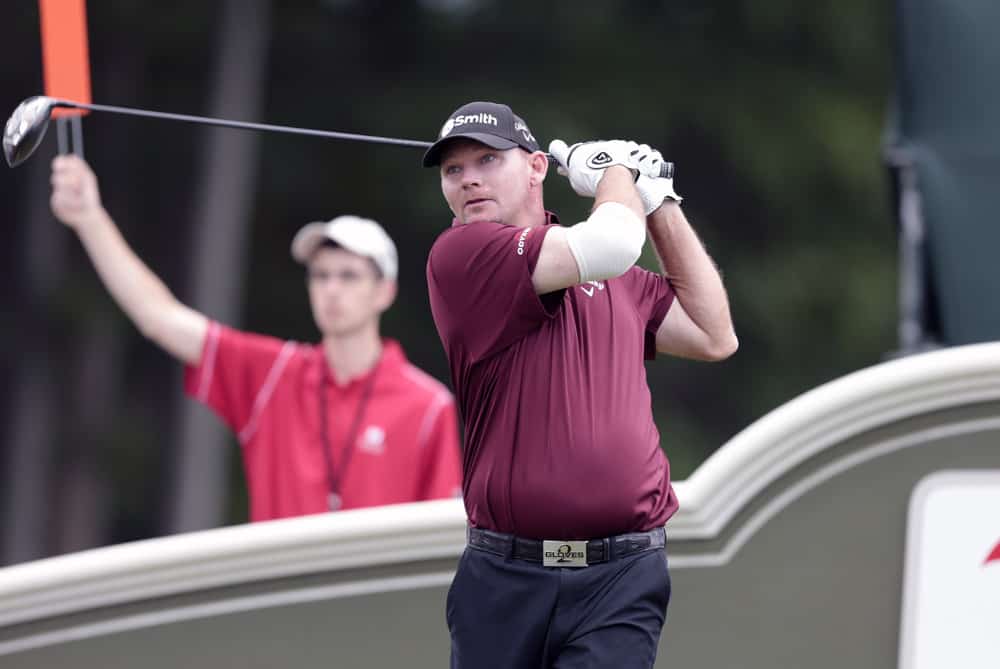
[631,142,682,214]
[548,139,639,197]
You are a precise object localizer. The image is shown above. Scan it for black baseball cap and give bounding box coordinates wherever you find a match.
[422,101,540,167]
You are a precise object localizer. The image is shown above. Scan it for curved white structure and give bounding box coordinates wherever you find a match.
[673,341,1000,539]
[0,499,468,631]
[1,342,999,668]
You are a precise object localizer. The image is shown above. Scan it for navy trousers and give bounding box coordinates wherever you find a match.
[446,533,671,668]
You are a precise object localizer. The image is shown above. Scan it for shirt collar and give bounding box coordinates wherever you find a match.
[310,338,405,390]
[450,210,560,228]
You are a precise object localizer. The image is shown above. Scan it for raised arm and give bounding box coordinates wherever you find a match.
[533,140,647,295]
[647,201,738,361]
[50,155,208,365]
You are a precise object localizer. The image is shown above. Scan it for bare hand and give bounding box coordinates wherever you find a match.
[50,155,105,229]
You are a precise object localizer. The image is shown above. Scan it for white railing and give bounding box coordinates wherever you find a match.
[0,498,466,629]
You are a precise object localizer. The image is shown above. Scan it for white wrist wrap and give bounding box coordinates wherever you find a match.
[564,201,645,283]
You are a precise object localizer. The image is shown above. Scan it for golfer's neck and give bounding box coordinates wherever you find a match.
[509,195,547,229]
[323,327,382,385]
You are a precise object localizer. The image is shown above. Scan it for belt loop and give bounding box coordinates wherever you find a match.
[505,534,515,561]
[606,537,614,562]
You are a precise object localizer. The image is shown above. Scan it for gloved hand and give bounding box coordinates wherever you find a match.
[548,139,639,198]
[629,143,682,214]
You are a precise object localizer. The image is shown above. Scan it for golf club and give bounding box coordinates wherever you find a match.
[3,95,674,179]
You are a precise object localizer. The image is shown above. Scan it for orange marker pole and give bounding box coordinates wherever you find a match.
[38,0,92,156]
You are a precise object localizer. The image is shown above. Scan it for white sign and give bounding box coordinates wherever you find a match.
[899,471,1000,668]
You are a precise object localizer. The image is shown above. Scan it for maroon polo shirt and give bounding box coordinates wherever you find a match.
[426,211,679,539]
[184,325,462,521]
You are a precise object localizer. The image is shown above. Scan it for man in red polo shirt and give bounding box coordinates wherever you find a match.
[424,102,737,667]
[49,155,461,522]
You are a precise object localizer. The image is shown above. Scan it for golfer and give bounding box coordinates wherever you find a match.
[424,101,737,667]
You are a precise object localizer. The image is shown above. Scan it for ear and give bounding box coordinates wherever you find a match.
[528,150,548,188]
[375,279,398,313]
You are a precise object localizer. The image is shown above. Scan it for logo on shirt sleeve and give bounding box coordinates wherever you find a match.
[515,228,531,256]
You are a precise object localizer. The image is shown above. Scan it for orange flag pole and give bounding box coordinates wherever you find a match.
[38,0,92,156]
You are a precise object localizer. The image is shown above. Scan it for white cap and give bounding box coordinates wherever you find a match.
[290,215,398,280]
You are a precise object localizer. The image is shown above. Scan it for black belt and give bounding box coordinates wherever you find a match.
[467,526,665,565]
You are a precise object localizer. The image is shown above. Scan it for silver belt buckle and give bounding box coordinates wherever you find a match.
[542,540,588,567]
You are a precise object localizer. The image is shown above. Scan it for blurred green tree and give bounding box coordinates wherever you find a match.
[0,0,894,561]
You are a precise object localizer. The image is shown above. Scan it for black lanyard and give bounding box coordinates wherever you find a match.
[318,361,380,511]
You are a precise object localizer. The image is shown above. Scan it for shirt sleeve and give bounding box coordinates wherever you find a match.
[426,222,563,364]
[619,266,676,360]
[183,322,297,438]
[416,395,463,500]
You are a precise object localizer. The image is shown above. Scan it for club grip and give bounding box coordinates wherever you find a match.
[544,152,675,179]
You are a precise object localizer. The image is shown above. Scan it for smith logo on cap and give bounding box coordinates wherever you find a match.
[439,112,499,138]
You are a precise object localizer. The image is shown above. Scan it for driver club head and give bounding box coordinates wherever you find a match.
[3,96,57,168]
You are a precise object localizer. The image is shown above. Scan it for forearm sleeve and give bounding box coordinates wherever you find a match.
[564,201,645,283]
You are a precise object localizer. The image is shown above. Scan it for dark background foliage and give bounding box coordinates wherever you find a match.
[0,0,895,563]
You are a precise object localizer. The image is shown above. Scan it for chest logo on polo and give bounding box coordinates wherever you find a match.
[579,280,605,297]
[358,425,386,455]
